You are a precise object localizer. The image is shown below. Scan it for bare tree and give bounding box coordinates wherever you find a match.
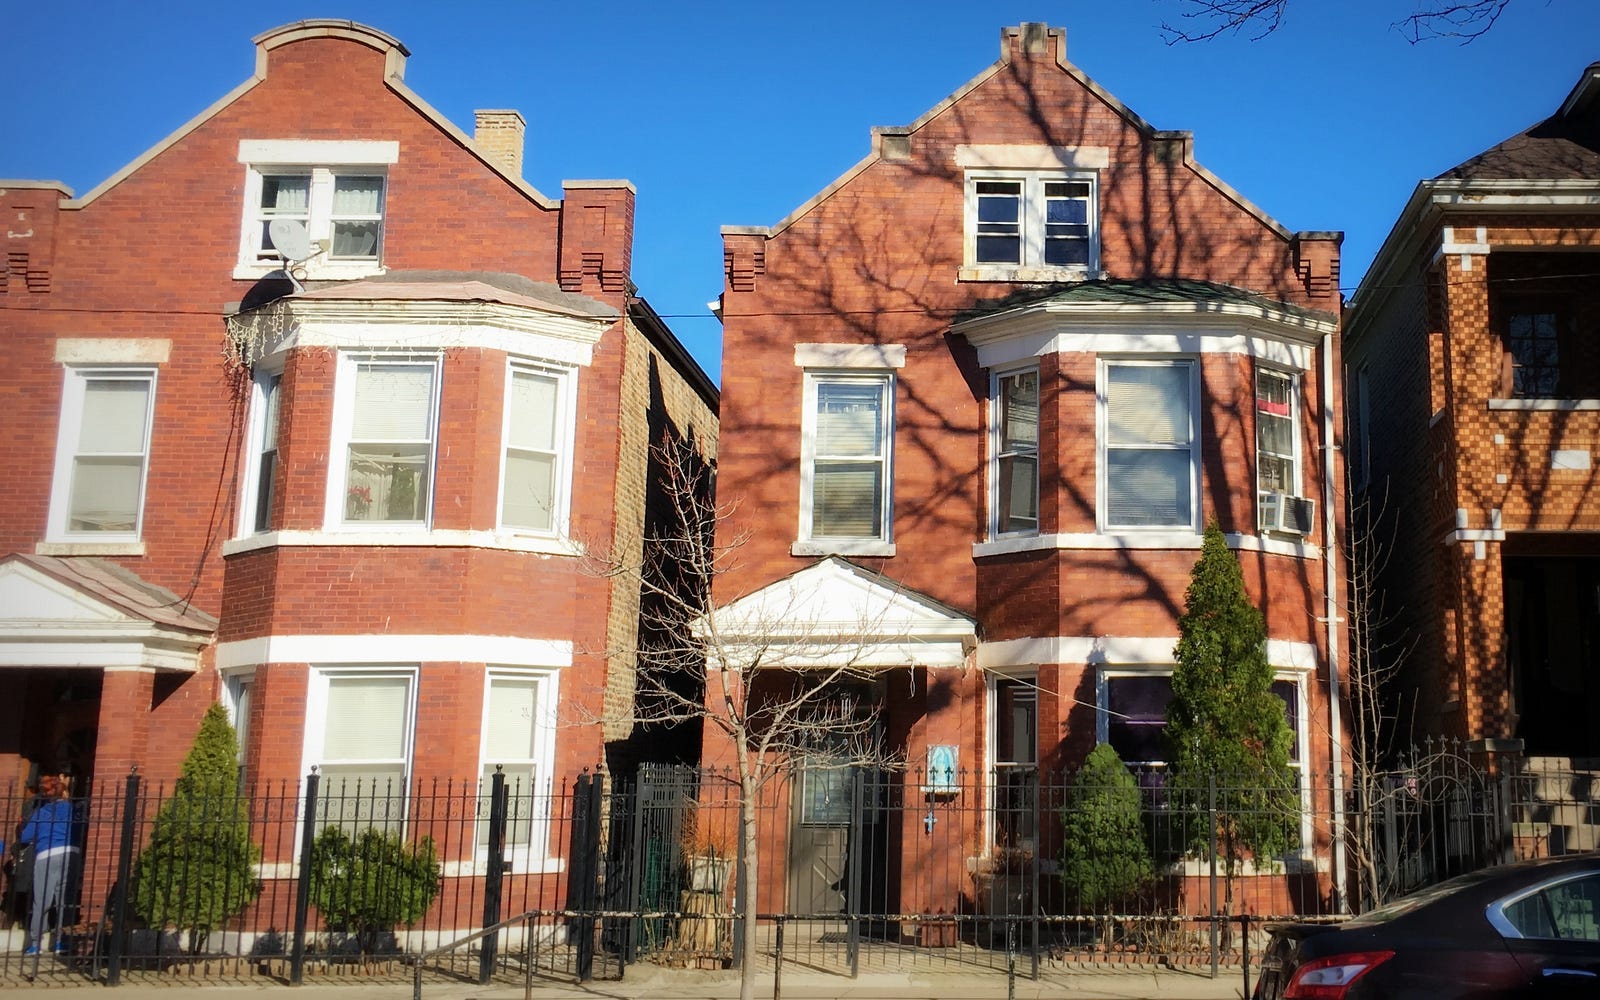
[1160,0,1515,44]
[1339,484,1420,909]
[588,434,920,1000]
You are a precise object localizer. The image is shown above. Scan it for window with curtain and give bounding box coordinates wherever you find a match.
[805,375,892,541]
[993,368,1039,535]
[501,365,568,533]
[1256,369,1298,502]
[249,371,282,533]
[479,673,549,849]
[244,166,385,267]
[50,368,157,539]
[1102,360,1196,529]
[313,670,414,830]
[340,357,438,525]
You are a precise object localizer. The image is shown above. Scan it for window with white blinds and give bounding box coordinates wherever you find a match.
[501,365,569,534]
[992,368,1039,535]
[338,356,438,526]
[479,673,551,849]
[311,669,415,831]
[1102,360,1197,529]
[803,375,892,541]
[48,367,157,540]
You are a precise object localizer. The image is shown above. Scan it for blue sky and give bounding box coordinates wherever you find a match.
[6,1,1598,381]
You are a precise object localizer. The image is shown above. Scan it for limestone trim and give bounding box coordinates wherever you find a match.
[215,634,573,670]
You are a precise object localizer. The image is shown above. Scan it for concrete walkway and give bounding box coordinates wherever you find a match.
[2,964,1251,1000]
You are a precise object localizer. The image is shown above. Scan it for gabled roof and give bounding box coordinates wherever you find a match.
[56,20,559,211]
[0,555,216,672]
[1439,63,1600,181]
[724,23,1296,243]
[702,557,976,669]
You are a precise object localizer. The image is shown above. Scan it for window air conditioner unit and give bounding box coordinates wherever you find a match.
[1260,491,1315,536]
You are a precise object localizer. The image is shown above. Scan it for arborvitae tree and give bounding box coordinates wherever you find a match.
[133,703,261,954]
[1165,523,1298,930]
[309,826,440,956]
[1060,743,1154,939]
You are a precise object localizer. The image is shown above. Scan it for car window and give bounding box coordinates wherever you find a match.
[1502,875,1600,941]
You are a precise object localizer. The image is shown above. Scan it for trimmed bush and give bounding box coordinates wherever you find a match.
[309,826,440,955]
[1060,743,1154,915]
[132,703,261,953]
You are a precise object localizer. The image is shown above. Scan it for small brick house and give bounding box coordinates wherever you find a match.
[711,23,1349,919]
[1344,62,1600,760]
[0,20,715,811]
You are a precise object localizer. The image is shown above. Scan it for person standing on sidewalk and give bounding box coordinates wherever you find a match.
[17,774,82,955]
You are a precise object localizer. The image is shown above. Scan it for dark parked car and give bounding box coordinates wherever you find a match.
[1253,855,1600,999]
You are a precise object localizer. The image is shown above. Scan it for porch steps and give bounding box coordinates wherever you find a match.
[1515,757,1600,855]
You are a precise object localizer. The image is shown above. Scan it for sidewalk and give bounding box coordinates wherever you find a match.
[3,964,1251,1000]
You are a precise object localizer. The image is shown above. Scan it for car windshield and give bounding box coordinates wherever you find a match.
[1346,867,1509,925]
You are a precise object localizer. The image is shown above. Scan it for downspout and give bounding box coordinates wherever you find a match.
[1322,330,1348,913]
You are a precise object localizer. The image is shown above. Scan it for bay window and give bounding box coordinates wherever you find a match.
[1101,360,1198,530]
[992,368,1039,536]
[308,668,416,830]
[331,355,439,528]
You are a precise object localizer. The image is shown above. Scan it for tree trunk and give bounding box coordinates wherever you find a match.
[738,769,760,1000]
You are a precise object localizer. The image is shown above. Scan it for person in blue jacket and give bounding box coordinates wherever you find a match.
[17,774,82,956]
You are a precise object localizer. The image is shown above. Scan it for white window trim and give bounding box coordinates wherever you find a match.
[797,371,895,553]
[497,360,578,538]
[324,352,442,532]
[961,168,1100,281]
[1096,358,1201,534]
[220,666,255,758]
[1095,665,1314,855]
[477,666,562,872]
[989,364,1040,539]
[1255,367,1304,528]
[46,365,158,544]
[300,664,418,802]
[233,140,398,281]
[984,669,1040,852]
[239,365,284,537]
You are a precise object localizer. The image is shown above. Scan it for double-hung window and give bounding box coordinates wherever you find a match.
[1099,669,1304,781]
[1101,360,1198,530]
[992,368,1039,535]
[308,668,416,830]
[248,171,385,264]
[244,370,282,534]
[331,355,439,528]
[801,374,894,545]
[235,140,397,279]
[1506,309,1564,398]
[47,367,157,540]
[479,670,556,852]
[968,172,1096,271]
[1256,369,1299,498]
[500,363,573,535]
[992,678,1038,851]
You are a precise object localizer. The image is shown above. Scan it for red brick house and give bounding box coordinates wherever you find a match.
[711,23,1348,918]
[1344,62,1600,760]
[0,20,715,810]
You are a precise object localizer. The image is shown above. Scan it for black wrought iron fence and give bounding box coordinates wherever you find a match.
[1,741,1593,987]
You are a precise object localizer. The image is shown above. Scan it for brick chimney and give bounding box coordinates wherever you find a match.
[474,109,526,178]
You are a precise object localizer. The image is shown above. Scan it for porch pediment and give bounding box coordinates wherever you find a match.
[0,555,216,672]
[702,557,976,669]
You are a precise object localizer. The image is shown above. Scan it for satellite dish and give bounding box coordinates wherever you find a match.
[268,218,314,264]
